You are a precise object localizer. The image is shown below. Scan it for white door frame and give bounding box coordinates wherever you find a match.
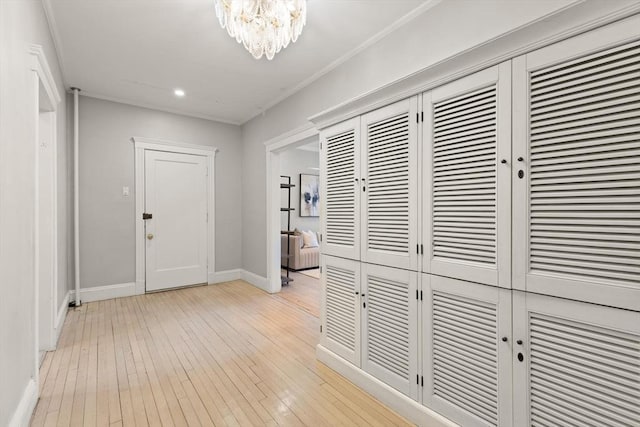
[264,124,320,294]
[30,45,61,388]
[132,137,217,294]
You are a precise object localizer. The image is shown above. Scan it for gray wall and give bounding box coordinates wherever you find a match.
[0,0,70,424]
[280,147,320,233]
[240,0,581,277]
[78,96,243,288]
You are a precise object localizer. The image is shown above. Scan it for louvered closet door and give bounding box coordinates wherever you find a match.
[361,263,418,399]
[512,292,640,427]
[423,63,511,287]
[423,275,512,427]
[361,98,419,271]
[320,255,361,366]
[320,117,361,260]
[512,15,640,311]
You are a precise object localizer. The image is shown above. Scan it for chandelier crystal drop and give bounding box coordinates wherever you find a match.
[214,0,307,60]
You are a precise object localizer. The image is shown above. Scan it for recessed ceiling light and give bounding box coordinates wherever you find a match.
[174,89,185,97]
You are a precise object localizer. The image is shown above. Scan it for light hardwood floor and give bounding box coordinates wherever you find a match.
[277,269,320,318]
[31,280,413,426]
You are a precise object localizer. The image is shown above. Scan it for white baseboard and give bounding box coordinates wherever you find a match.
[208,269,243,284]
[8,379,37,427]
[68,271,271,305]
[54,290,70,343]
[71,282,136,303]
[209,269,271,293]
[135,280,145,295]
[316,345,458,427]
[240,269,270,293]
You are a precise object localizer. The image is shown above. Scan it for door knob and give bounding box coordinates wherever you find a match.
[147,233,154,240]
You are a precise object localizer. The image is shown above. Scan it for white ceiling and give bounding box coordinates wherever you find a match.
[45,0,433,125]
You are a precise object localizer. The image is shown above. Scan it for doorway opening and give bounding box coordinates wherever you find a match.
[265,126,321,316]
[31,45,62,389]
[278,138,321,316]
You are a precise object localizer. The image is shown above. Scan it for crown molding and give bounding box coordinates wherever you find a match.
[77,91,243,126]
[241,0,442,124]
[309,1,640,129]
[42,0,68,83]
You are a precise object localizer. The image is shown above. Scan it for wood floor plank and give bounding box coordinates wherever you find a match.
[32,279,413,427]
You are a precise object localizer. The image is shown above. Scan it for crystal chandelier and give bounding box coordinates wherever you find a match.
[214,0,307,60]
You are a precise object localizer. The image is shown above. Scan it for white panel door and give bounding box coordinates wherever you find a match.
[145,150,208,292]
[423,275,512,427]
[513,292,640,427]
[320,255,361,366]
[320,118,361,261]
[361,97,419,271]
[362,263,418,399]
[423,63,511,288]
[512,15,640,311]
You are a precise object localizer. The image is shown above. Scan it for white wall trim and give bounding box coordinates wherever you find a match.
[309,2,640,129]
[29,43,61,399]
[41,0,68,84]
[263,123,318,149]
[71,282,136,303]
[58,271,268,305]
[132,137,217,295]
[243,0,442,124]
[209,268,243,284]
[132,136,219,154]
[75,91,243,126]
[240,270,271,293]
[28,44,61,106]
[317,345,458,427]
[264,126,320,294]
[7,379,38,427]
[54,291,70,343]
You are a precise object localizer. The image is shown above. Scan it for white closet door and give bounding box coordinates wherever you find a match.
[423,275,512,427]
[512,15,640,311]
[320,255,361,366]
[320,118,361,260]
[362,263,418,399]
[423,63,511,288]
[361,98,419,271]
[513,292,640,427]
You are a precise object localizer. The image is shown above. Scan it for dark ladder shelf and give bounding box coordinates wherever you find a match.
[281,175,296,287]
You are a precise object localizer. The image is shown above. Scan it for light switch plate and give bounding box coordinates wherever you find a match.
[122,186,130,197]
